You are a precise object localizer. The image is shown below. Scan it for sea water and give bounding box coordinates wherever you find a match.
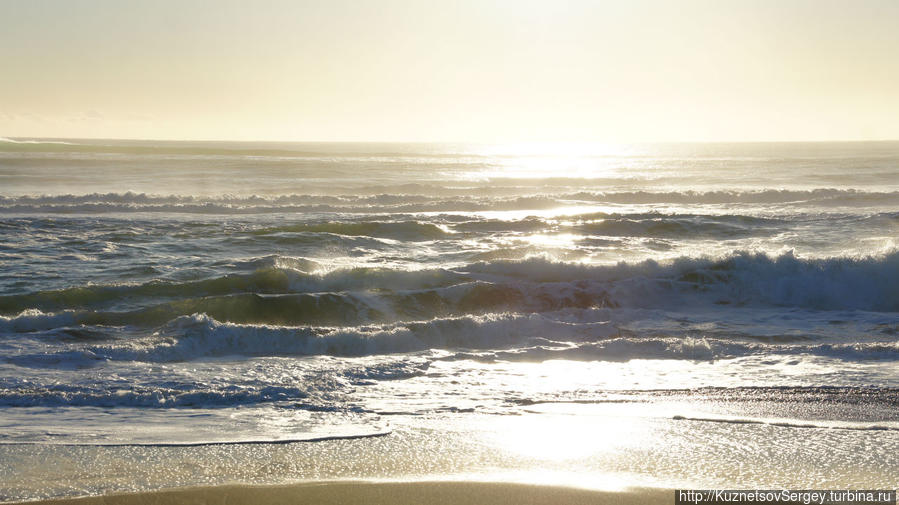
[0,138,897,499]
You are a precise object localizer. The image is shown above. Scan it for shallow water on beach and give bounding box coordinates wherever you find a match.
[0,139,897,500]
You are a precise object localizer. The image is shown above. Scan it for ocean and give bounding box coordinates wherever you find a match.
[0,138,897,500]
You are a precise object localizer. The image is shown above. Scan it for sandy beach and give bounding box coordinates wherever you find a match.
[6,482,671,505]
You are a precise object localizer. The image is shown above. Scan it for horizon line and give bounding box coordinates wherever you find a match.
[3,135,899,145]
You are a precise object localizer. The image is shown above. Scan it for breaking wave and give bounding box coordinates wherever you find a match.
[7,312,899,366]
[3,251,898,330]
[1,189,897,214]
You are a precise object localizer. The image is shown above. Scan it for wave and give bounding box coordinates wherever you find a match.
[8,312,899,367]
[251,221,448,241]
[231,255,323,272]
[452,338,899,363]
[0,383,312,408]
[0,355,427,408]
[0,309,78,333]
[3,251,898,327]
[4,312,615,365]
[0,137,79,146]
[0,265,318,314]
[453,218,550,233]
[0,264,467,315]
[1,189,896,214]
[463,250,899,312]
[569,188,899,206]
[572,214,781,239]
[1,278,616,329]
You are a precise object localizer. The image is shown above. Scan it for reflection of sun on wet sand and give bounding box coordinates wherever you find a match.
[9,482,671,505]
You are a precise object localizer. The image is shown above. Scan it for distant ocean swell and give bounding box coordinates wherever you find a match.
[1,189,898,213]
[0,213,814,241]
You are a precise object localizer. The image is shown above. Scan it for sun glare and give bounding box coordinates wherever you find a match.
[484,405,648,463]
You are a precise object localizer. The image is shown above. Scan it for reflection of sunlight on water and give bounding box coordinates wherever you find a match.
[453,142,646,182]
[468,142,638,157]
[496,360,704,392]
[431,205,624,221]
[468,362,661,464]
[465,160,620,181]
[522,233,580,249]
[487,411,645,462]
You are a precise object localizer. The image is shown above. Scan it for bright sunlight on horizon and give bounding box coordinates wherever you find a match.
[2,0,899,143]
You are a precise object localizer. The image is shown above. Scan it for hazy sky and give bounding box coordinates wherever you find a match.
[1,0,897,142]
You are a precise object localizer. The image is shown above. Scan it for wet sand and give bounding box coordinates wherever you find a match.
[7,481,671,505]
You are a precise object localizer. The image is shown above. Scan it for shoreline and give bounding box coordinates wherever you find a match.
[4,481,672,505]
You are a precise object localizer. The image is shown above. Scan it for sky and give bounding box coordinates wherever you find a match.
[1,0,898,142]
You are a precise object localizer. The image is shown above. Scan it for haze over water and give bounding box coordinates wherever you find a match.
[0,138,897,500]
